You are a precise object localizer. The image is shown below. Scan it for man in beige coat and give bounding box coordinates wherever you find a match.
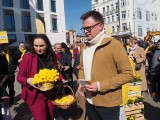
[78,10,133,120]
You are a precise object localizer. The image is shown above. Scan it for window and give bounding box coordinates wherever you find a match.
[121,0,126,7]
[107,16,110,23]
[121,11,126,19]
[138,26,142,36]
[51,16,57,31]
[21,12,31,32]
[155,14,157,21]
[24,34,34,44]
[3,10,15,31]
[146,11,150,21]
[2,0,13,7]
[51,0,56,12]
[117,25,119,32]
[116,14,119,21]
[146,28,150,33]
[103,17,106,23]
[20,0,29,9]
[115,3,118,12]
[122,23,127,31]
[151,13,154,20]
[137,8,142,19]
[107,6,109,12]
[112,15,114,22]
[111,4,114,10]
[112,26,115,33]
[37,0,43,11]
[8,34,17,45]
[103,7,105,13]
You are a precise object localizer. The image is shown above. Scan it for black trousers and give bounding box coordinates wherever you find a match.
[86,101,120,120]
[3,75,15,104]
[150,75,160,94]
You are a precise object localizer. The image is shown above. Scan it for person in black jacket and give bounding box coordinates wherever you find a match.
[0,43,17,106]
[146,40,160,99]
[15,41,27,66]
[0,76,10,119]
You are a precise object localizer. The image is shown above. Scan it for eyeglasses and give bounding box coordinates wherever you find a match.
[81,23,100,32]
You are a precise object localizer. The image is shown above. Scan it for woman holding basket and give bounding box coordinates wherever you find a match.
[17,34,61,120]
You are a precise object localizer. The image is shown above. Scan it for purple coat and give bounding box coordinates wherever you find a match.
[17,53,38,105]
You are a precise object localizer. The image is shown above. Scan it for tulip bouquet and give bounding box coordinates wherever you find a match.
[32,68,59,91]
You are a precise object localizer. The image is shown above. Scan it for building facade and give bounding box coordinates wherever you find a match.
[92,0,160,40]
[0,0,66,46]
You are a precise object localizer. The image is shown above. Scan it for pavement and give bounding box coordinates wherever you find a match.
[9,75,160,120]
[10,74,81,120]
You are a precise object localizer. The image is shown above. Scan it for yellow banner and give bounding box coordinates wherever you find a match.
[35,19,45,34]
[0,31,8,44]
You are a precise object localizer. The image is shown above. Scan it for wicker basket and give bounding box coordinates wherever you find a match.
[52,85,77,109]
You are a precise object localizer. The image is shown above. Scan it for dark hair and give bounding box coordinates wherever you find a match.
[19,41,25,45]
[80,10,104,25]
[157,39,160,43]
[61,42,71,54]
[29,34,57,68]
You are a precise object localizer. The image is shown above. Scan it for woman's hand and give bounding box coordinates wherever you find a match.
[27,78,40,89]
[27,78,34,86]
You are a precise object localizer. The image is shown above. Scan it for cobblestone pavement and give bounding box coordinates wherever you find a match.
[10,76,160,120]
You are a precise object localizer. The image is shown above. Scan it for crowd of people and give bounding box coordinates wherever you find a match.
[0,10,160,120]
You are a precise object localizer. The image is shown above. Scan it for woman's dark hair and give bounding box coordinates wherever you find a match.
[29,34,57,68]
[61,42,71,54]
[80,10,104,25]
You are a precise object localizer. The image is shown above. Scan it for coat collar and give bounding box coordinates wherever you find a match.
[83,36,114,49]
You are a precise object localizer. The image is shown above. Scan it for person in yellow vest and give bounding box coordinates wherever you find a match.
[0,43,17,106]
[15,41,27,66]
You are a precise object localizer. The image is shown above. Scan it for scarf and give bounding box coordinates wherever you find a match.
[83,30,105,104]
[2,51,9,63]
[19,49,26,60]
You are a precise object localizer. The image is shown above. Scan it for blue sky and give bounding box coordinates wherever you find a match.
[64,0,91,34]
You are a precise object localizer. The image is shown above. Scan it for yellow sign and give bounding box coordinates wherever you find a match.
[0,31,8,44]
[104,24,111,36]
[35,19,45,34]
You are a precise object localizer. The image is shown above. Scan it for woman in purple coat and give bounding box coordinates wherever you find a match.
[17,34,58,120]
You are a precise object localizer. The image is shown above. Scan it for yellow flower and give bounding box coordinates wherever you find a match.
[32,68,59,85]
[132,74,142,82]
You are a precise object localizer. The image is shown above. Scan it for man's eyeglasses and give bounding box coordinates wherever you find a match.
[81,23,100,32]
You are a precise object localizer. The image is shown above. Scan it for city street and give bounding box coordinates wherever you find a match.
[10,77,160,120]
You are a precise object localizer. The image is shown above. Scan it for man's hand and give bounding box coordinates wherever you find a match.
[63,66,69,71]
[76,66,80,70]
[78,84,84,96]
[85,82,98,93]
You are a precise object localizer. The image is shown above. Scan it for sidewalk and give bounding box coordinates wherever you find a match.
[10,75,83,120]
[10,77,160,120]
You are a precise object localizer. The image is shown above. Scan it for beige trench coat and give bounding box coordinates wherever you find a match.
[132,45,148,91]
